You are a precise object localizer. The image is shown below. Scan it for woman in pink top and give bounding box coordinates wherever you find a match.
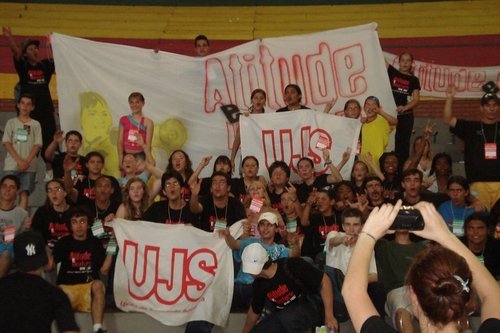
[117,92,154,164]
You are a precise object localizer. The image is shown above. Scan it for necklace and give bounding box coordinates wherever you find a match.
[167,201,184,224]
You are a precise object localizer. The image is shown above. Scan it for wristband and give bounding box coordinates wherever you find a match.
[359,231,376,242]
[324,160,332,166]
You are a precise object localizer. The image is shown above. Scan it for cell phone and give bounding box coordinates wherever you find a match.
[390,206,424,230]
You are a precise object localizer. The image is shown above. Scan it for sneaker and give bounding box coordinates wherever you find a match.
[44,170,53,182]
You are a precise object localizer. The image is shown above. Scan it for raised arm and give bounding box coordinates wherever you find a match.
[2,26,22,59]
[44,130,64,162]
[376,106,398,127]
[342,201,402,332]
[188,178,203,214]
[443,85,457,128]
[188,155,212,186]
[301,190,317,227]
[230,124,241,169]
[322,149,343,184]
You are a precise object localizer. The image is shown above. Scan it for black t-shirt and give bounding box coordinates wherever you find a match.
[451,120,500,182]
[74,175,122,205]
[0,272,79,333]
[31,205,71,249]
[143,200,200,227]
[461,237,500,280]
[54,235,105,285]
[230,177,248,202]
[85,200,120,240]
[268,188,285,214]
[387,65,421,111]
[276,105,310,112]
[199,196,246,232]
[52,152,88,180]
[14,57,55,118]
[301,214,340,259]
[295,174,330,204]
[361,315,500,333]
[251,257,323,314]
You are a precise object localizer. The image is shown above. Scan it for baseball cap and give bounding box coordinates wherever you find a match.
[241,243,269,275]
[14,231,48,272]
[481,92,499,106]
[21,39,40,54]
[257,212,278,226]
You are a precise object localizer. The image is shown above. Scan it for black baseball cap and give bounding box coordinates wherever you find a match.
[481,92,500,106]
[14,231,48,272]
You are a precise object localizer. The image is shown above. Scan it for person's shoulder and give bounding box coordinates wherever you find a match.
[477,318,500,333]
[361,315,397,333]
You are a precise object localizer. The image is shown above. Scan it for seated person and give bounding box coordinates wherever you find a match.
[53,206,115,333]
[325,207,385,317]
[221,212,299,309]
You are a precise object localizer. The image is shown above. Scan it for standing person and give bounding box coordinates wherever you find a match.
[53,206,114,333]
[2,93,42,210]
[117,92,154,165]
[189,171,246,232]
[343,201,500,333]
[0,231,80,333]
[3,27,57,181]
[361,96,398,174]
[230,89,266,168]
[240,243,338,332]
[0,175,30,277]
[45,130,88,180]
[276,84,310,112]
[387,52,421,164]
[194,34,210,57]
[443,85,500,210]
[32,179,72,249]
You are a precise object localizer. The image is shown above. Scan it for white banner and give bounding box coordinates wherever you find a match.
[51,23,395,177]
[113,219,233,326]
[384,52,500,98]
[240,110,361,180]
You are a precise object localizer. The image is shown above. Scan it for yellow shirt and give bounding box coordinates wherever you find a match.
[361,115,391,173]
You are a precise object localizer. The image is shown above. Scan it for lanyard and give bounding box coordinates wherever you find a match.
[481,122,498,143]
[214,200,228,221]
[168,202,184,224]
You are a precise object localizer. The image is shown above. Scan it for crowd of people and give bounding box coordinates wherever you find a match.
[0,27,499,333]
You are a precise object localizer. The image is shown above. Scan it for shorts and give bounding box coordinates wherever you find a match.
[385,286,413,328]
[2,171,36,194]
[59,282,93,312]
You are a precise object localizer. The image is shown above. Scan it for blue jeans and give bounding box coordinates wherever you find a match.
[185,321,214,333]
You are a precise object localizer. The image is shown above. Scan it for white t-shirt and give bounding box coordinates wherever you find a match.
[325,231,377,275]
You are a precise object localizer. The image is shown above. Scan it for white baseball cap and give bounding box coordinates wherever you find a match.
[241,243,269,275]
[257,212,278,226]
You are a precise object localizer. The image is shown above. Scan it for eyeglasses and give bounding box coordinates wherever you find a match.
[165,181,180,188]
[71,220,87,225]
